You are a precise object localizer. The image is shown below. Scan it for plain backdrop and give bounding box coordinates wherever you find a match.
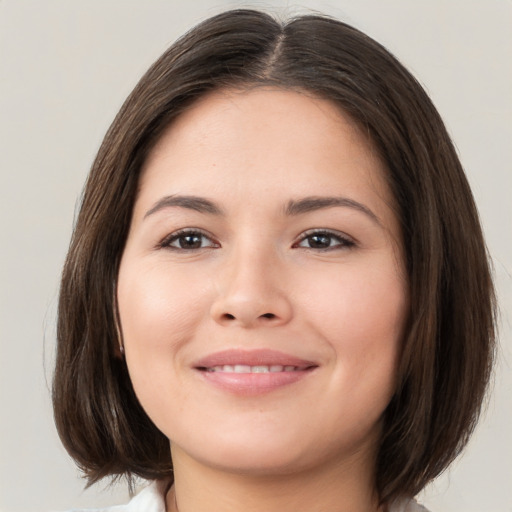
[0,1,510,511]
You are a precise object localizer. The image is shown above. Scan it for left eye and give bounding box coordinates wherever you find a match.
[161,230,218,250]
[294,231,354,250]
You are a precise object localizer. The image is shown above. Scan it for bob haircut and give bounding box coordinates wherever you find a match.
[53,9,496,505]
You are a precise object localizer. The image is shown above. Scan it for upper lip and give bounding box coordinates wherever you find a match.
[193,349,318,370]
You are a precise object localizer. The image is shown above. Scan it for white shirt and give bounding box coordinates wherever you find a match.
[64,479,430,512]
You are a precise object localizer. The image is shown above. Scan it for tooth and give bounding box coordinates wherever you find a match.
[251,365,269,373]
[206,364,299,373]
[234,365,251,373]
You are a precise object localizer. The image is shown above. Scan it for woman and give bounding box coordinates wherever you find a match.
[53,9,495,512]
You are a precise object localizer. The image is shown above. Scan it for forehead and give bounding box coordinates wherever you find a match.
[136,87,396,224]
[145,87,377,167]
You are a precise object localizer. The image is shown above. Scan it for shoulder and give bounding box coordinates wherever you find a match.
[59,479,169,512]
[389,498,431,512]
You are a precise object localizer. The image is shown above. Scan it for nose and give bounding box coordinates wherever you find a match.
[210,250,293,328]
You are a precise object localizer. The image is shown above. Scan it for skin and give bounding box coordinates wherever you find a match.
[117,88,408,512]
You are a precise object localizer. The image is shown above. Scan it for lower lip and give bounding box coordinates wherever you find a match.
[196,368,315,396]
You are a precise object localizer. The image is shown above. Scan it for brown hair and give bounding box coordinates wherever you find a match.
[53,9,496,504]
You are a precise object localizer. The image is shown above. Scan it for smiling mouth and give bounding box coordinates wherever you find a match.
[193,349,318,395]
[200,364,312,373]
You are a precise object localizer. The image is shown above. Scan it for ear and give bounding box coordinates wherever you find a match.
[113,281,125,359]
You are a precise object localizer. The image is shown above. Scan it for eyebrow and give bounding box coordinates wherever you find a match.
[284,196,381,225]
[144,194,381,225]
[144,195,224,219]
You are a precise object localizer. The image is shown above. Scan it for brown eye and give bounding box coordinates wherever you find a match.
[295,230,355,250]
[162,230,218,250]
[177,233,204,249]
[306,233,333,249]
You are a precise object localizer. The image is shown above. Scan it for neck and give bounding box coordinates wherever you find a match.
[166,445,383,512]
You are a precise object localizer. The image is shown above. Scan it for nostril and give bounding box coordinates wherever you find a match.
[261,313,276,319]
[223,313,236,320]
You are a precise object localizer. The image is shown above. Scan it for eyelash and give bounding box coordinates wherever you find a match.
[158,229,219,251]
[158,228,356,252]
[292,229,356,251]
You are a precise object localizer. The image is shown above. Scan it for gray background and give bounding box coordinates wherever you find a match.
[0,1,510,511]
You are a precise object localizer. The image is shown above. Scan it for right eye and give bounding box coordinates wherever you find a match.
[160,229,219,251]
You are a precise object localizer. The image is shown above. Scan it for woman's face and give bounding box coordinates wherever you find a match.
[117,88,408,476]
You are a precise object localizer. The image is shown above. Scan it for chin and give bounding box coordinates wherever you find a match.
[197,447,311,476]
[173,425,347,477]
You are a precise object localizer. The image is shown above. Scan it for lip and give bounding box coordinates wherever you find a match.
[194,348,317,369]
[193,349,318,396]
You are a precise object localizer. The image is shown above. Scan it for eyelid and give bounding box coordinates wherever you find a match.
[292,228,356,249]
[157,228,220,250]
[156,227,355,251]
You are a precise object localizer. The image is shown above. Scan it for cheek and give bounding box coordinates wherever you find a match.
[118,262,207,349]
[345,274,405,343]
[116,260,214,408]
[305,259,407,384]
[307,258,406,334]
[116,259,215,433]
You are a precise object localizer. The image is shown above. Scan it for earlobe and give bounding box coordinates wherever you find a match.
[113,323,125,359]
[113,341,124,359]
[113,282,125,359]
